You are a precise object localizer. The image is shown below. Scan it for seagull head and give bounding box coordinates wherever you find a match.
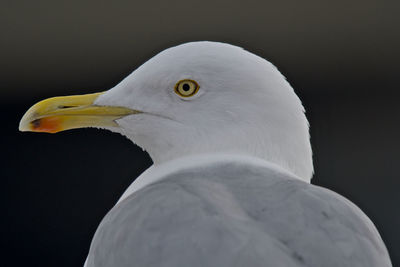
[19,41,313,181]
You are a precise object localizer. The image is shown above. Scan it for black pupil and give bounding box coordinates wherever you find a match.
[182,83,190,91]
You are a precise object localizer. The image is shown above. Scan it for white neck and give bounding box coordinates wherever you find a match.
[116,153,303,205]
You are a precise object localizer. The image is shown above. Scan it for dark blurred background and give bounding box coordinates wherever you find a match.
[1,0,399,266]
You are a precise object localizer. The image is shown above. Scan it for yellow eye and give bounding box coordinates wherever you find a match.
[174,79,200,98]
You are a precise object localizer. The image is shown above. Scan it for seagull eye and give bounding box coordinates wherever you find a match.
[174,79,199,98]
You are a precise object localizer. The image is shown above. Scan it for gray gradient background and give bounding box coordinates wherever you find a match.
[1,0,399,266]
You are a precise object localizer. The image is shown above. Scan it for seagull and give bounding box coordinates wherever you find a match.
[19,41,392,267]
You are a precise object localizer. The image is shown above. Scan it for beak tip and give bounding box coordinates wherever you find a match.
[19,119,31,132]
[19,108,34,132]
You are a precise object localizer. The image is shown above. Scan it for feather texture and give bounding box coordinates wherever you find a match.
[85,156,391,267]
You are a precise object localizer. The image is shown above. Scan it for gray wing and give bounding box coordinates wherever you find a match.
[86,163,391,267]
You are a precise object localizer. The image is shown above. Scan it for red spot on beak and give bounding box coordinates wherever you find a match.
[31,117,62,133]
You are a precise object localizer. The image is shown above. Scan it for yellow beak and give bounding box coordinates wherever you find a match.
[19,92,140,133]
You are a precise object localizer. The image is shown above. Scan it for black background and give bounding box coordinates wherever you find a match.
[1,1,399,266]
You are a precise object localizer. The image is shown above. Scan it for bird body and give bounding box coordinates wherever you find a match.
[20,41,392,266]
[85,154,390,267]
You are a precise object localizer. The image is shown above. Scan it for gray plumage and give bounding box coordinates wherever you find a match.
[85,160,391,267]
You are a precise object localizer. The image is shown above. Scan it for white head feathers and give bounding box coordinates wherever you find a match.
[95,41,313,182]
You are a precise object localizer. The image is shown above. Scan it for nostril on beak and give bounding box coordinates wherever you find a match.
[58,105,77,109]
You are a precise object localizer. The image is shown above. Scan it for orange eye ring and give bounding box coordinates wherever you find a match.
[174,79,200,98]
